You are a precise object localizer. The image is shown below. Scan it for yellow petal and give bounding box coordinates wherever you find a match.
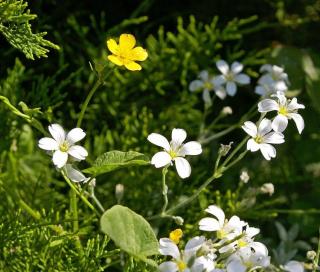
[119,34,136,51]
[107,39,119,55]
[129,47,148,61]
[124,61,141,71]
[107,55,123,66]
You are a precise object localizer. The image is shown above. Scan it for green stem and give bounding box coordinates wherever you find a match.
[76,80,102,128]
[200,124,239,145]
[161,166,169,214]
[69,188,83,253]
[313,228,320,272]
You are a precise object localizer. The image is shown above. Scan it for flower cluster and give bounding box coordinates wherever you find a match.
[255,64,289,96]
[158,205,304,272]
[189,60,250,105]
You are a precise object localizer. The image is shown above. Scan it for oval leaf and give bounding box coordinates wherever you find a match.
[83,150,150,176]
[100,205,159,261]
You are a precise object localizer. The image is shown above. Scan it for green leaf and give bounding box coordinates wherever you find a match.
[83,151,150,176]
[100,205,159,264]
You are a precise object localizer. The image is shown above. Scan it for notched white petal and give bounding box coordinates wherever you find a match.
[147,133,170,151]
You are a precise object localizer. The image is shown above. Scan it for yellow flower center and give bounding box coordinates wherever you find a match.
[177,261,187,271]
[217,229,227,239]
[203,81,213,90]
[59,141,69,152]
[169,229,183,244]
[244,261,254,268]
[278,105,288,116]
[254,135,263,144]
[225,72,234,81]
[168,149,178,159]
[238,239,248,248]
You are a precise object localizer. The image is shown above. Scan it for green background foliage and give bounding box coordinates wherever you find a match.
[1,0,320,271]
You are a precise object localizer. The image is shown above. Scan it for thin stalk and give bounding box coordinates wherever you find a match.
[200,124,239,145]
[161,166,169,214]
[70,188,83,253]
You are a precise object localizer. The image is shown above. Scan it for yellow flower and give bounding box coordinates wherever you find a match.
[169,228,183,244]
[106,34,148,71]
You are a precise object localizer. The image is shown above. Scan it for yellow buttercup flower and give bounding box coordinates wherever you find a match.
[106,34,148,71]
[169,228,183,244]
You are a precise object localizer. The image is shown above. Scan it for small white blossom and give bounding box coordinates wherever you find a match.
[221,106,233,116]
[260,183,274,196]
[216,60,250,96]
[258,92,305,134]
[283,260,304,272]
[189,70,227,104]
[147,128,202,179]
[199,205,246,240]
[240,170,250,183]
[226,245,270,272]
[255,64,289,96]
[242,118,285,160]
[38,124,88,168]
[159,236,215,272]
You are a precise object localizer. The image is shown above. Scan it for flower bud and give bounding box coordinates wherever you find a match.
[221,106,233,116]
[173,216,184,226]
[219,142,233,157]
[240,170,250,183]
[115,183,124,203]
[260,183,274,196]
[307,250,317,260]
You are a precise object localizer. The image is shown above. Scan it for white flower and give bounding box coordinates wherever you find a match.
[216,60,250,96]
[255,64,289,96]
[199,205,246,239]
[283,260,304,272]
[258,92,305,134]
[260,183,274,195]
[240,170,249,183]
[226,245,270,272]
[147,128,202,179]
[189,70,227,103]
[38,124,88,168]
[64,164,90,183]
[242,118,285,160]
[159,236,214,272]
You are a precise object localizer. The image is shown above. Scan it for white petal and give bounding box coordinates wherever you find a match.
[287,98,305,111]
[38,137,59,151]
[179,141,202,156]
[255,85,267,96]
[250,242,268,256]
[199,70,209,81]
[284,261,304,272]
[258,74,274,85]
[216,60,229,75]
[66,128,86,144]
[242,121,258,137]
[258,118,272,136]
[147,133,170,151]
[67,145,88,160]
[259,143,276,160]
[288,113,304,134]
[205,205,225,226]
[226,82,237,96]
[235,74,250,84]
[258,99,279,112]
[260,64,272,73]
[212,75,225,86]
[159,238,180,259]
[159,261,178,272]
[189,80,204,92]
[52,150,68,168]
[199,217,221,231]
[274,81,288,92]
[271,115,288,133]
[151,151,172,168]
[227,260,246,272]
[171,128,187,146]
[202,89,212,105]
[231,62,243,74]
[48,124,66,145]
[214,88,227,100]
[185,236,205,252]
[247,139,260,152]
[64,164,89,183]
[263,132,284,144]
[174,157,191,179]
[246,227,260,238]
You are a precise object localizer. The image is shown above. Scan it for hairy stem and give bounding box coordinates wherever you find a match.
[161,166,169,214]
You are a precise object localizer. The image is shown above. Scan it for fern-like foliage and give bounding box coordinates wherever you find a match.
[0,0,59,59]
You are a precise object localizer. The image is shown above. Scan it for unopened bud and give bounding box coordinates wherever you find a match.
[260,183,274,196]
[221,106,233,116]
[219,142,233,157]
[307,250,317,260]
[240,170,250,183]
[173,216,184,226]
[88,178,96,187]
[115,184,124,203]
